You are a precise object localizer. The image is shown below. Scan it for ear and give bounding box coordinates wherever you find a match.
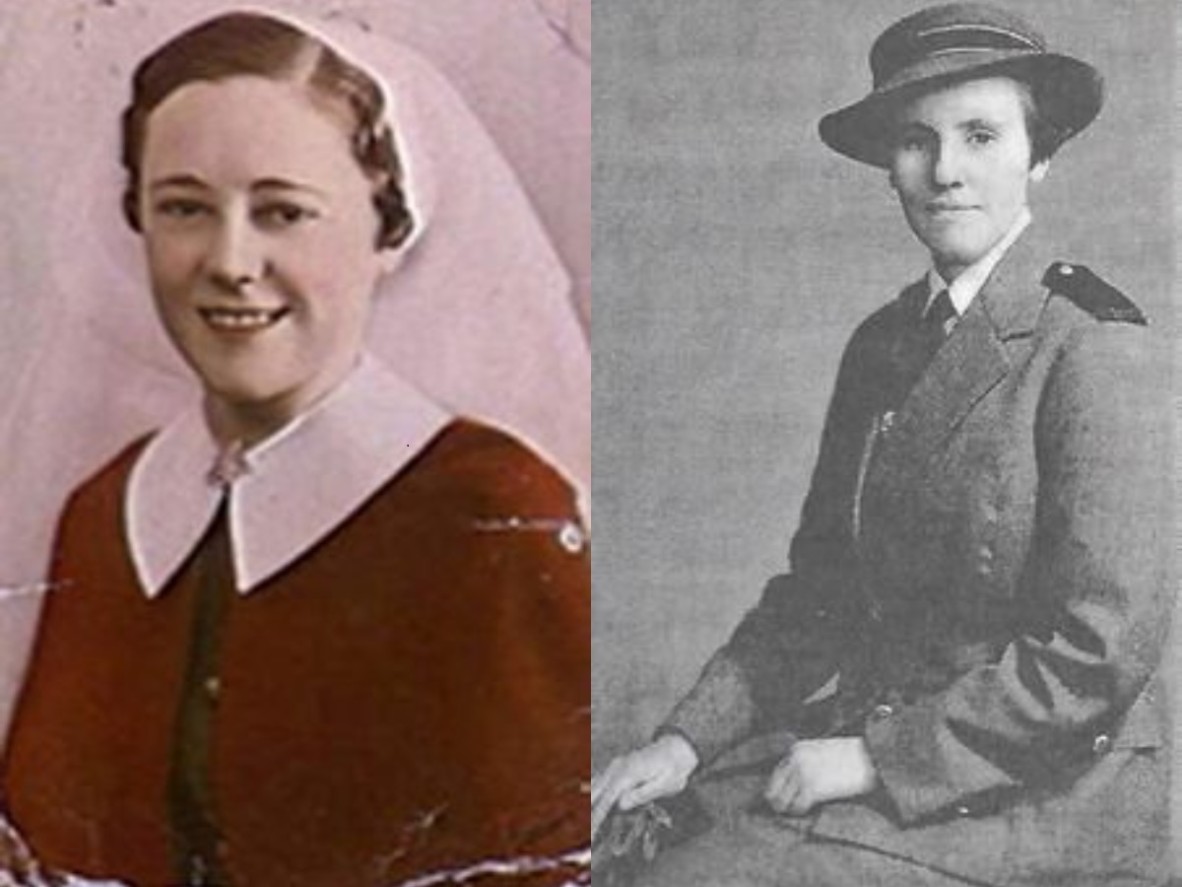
[377,247,404,275]
[1029,159,1050,183]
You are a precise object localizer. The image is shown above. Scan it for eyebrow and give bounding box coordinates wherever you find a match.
[147,174,210,193]
[147,175,328,199]
[957,117,1000,131]
[251,177,329,199]
[897,116,1003,131]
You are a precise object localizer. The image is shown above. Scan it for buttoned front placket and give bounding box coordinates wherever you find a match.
[840,295,960,734]
[167,492,236,886]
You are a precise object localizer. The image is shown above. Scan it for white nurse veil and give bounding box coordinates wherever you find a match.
[0,2,590,592]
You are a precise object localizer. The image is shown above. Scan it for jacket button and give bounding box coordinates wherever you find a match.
[203,676,221,702]
[956,804,972,817]
[187,854,209,886]
[975,545,994,576]
[557,521,585,554]
[1092,733,1112,755]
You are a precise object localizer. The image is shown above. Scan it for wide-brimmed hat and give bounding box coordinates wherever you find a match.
[819,3,1103,167]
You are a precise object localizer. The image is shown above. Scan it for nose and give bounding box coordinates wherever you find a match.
[205,210,266,294]
[930,139,965,188]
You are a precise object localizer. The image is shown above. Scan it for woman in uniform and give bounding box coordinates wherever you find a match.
[1,10,588,886]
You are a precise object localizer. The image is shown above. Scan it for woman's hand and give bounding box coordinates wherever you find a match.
[763,737,879,815]
[591,733,700,841]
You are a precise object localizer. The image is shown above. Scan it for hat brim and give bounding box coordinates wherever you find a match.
[818,51,1103,168]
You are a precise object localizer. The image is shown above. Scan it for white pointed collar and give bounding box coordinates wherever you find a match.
[126,356,452,597]
[926,207,1031,317]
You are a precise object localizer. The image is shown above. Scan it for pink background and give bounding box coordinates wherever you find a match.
[590,0,1178,872]
[0,0,589,746]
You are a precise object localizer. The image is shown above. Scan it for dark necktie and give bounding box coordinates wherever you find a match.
[169,504,234,886]
[893,288,956,405]
[919,287,956,359]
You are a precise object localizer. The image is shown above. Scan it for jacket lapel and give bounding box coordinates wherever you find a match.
[877,304,1009,475]
[874,233,1048,476]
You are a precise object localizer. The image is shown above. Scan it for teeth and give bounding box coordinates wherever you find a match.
[202,308,285,331]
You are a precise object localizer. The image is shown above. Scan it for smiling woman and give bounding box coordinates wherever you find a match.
[0,9,588,886]
[592,3,1170,886]
[139,74,399,444]
[888,77,1048,281]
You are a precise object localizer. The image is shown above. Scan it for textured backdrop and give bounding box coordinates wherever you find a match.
[591,0,1176,868]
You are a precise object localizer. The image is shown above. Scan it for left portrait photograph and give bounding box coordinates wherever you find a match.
[0,2,590,885]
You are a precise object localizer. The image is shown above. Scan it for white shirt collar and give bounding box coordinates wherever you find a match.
[126,355,452,597]
[926,207,1032,317]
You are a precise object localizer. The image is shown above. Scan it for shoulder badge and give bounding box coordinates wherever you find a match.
[1041,262,1147,325]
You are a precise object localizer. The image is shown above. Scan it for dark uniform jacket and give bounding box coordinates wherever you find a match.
[3,422,589,886]
[662,233,1172,885]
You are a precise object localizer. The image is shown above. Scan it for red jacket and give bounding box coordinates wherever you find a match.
[3,421,589,886]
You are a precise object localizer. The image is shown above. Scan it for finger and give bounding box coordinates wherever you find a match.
[766,753,796,793]
[591,757,627,806]
[766,763,801,813]
[763,762,789,806]
[591,801,607,842]
[784,770,813,816]
[591,785,618,841]
[590,769,609,805]
[618,775,665,811]
[786,786,813,816]
[591,769,628,840]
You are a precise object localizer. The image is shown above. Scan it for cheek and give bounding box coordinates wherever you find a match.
[988,142,1034,192]
[143,233,198,291]
[290,250,381,332]
[891,160,928,202]
[991,166,1032,206]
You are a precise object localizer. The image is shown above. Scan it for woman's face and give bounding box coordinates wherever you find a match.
[138,75,390,434]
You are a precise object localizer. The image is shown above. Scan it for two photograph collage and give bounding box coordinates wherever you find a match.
[0,1,1176,884]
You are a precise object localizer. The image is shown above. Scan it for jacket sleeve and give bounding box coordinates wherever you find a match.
[660,316,889,764]
[466,440,591,864]
[864,321,1172,823]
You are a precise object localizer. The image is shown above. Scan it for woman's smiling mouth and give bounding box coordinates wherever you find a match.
[926,202,979,214]
[199,306,290,331]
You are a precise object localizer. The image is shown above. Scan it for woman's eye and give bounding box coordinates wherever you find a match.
[895,132,928,152]
[255,203,317,228]
[967,130,996,147]
[154,198,209,220]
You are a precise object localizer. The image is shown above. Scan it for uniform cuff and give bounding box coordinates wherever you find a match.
[658,652,758,766]
[862,697,967,824]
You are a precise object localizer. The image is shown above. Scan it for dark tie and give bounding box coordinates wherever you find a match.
[919,288,956,360]
[169,504,234,886]
[893,288,956,405]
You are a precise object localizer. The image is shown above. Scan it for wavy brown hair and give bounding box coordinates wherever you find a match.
[121,12,414,249]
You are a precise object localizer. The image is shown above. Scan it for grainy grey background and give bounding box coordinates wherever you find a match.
[591,0,1176,868]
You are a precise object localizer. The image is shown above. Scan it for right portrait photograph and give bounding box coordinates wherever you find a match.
[592,2,1176,885]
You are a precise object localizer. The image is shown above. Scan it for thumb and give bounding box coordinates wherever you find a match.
[619,777,666,811]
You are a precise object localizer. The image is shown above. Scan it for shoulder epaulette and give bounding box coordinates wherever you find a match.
[1041,262,1147,325]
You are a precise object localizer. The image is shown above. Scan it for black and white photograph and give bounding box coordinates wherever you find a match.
[0,2,590,884]
[592,2,1176,884]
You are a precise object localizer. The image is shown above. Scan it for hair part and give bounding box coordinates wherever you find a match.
[121,12,414,249]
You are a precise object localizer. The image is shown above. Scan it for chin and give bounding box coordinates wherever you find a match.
[203,378,292,410]
[926,238,990,275]
[185,356,297,407]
